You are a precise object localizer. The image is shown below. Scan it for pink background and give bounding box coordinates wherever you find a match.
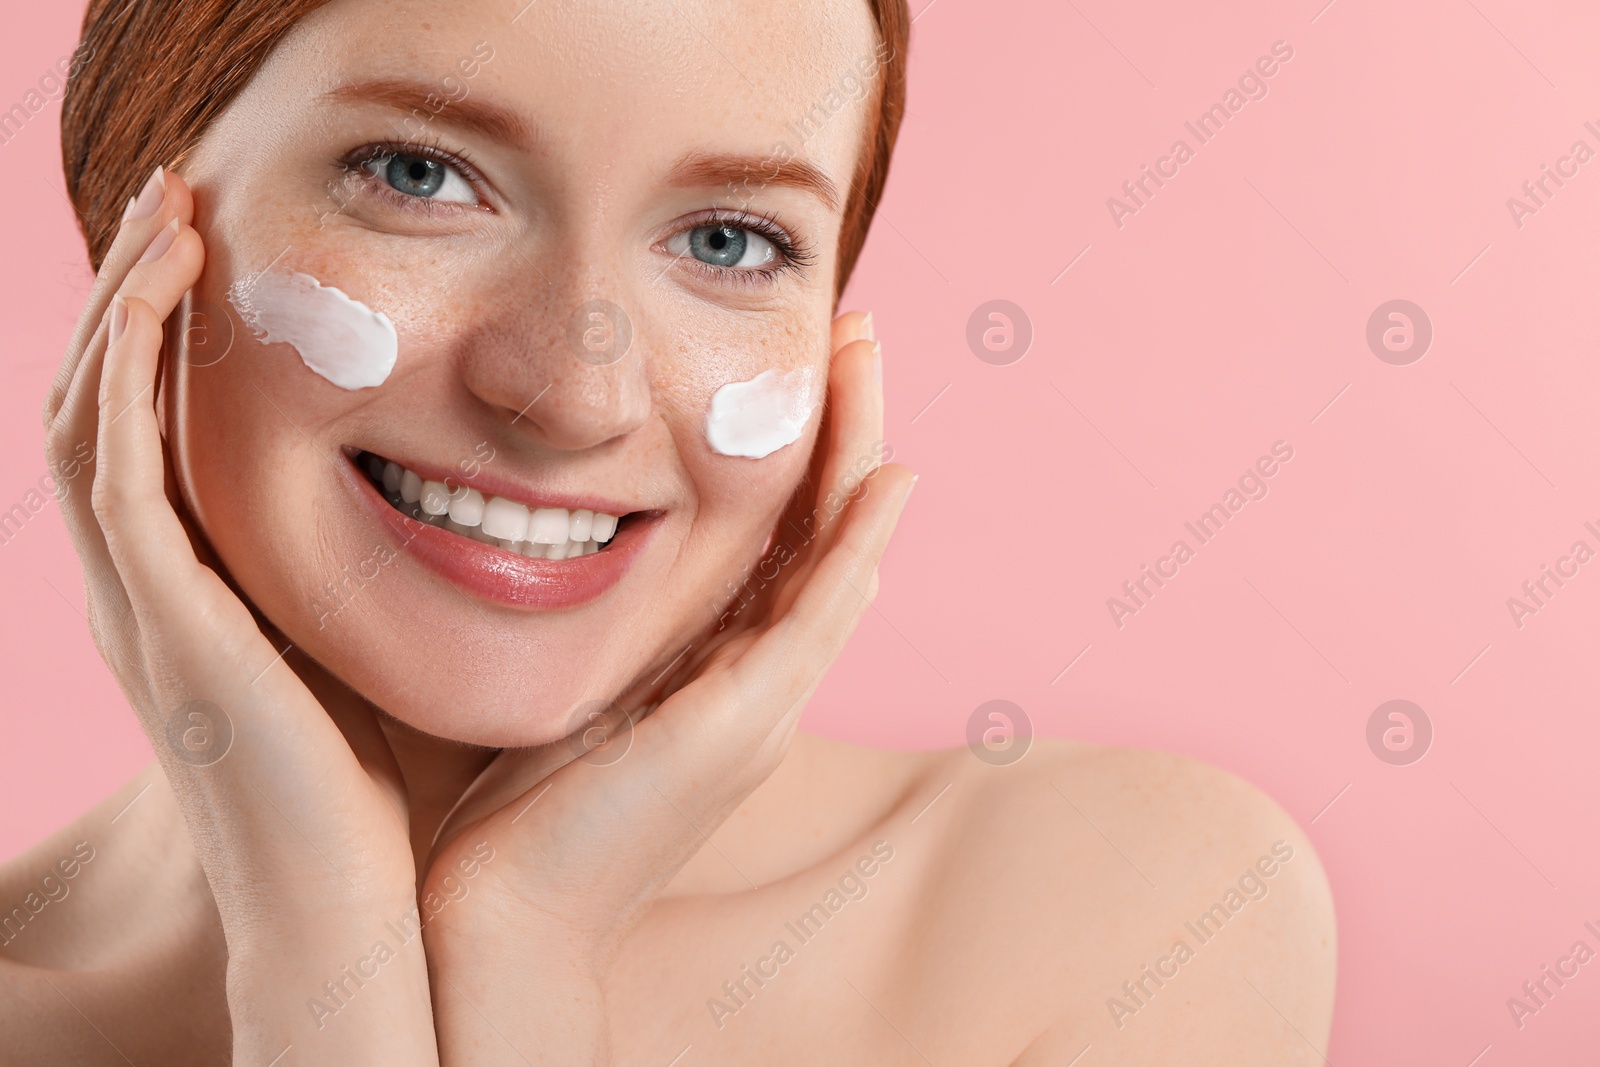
[5,0,1600,1062]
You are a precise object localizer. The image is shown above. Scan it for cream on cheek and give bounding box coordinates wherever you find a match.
[227,270,398,390]
[704,366,820,459]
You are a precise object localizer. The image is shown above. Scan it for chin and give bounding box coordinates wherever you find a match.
[309,621,649,749]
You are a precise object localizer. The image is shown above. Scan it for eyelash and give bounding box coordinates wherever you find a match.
[675,209,817,287]
[339,136,487,217]
[337,139,818,286]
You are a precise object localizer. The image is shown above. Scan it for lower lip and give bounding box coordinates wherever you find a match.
[340,453,656,610]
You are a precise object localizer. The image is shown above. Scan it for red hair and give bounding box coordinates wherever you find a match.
[60,0,908,303]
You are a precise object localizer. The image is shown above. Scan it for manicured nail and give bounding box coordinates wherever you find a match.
[860,311,875,342]
[138,218,180,263]
[109,296,128,344]
[903,474,917,503]
[124,166,165,223]
[872,340,882,390]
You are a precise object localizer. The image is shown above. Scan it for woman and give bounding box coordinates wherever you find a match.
[4,0,1337,1062]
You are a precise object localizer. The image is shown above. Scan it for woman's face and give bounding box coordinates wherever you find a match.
[169,0,882,746]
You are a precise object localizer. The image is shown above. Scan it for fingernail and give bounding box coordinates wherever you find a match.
[109,296,128,344]
[903,474,917,503]
[860,311,875,342]
[124,166,166,223]
[138,218,180,263]
[872,340,882,390]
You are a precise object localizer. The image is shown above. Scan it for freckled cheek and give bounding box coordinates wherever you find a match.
[280,244,475,351]
[665,324,830,518]
[168,357,334,589]
[194,244,472,420]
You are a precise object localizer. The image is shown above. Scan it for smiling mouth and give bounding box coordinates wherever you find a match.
[355,449,626,560]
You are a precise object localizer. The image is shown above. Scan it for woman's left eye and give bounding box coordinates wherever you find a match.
[667,224,778,270]
[363,152,476,204]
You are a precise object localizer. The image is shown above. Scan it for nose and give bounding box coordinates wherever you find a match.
[460,270,652,452]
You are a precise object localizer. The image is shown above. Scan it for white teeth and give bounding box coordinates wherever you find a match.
[569,509,593,542]
[529,507,569,545]
[420,481,451,516]
[482,496,530,540]
[365,453,623,560]
[448,487,485,526]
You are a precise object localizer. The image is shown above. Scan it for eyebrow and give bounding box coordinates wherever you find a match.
[665,151,842,213]
[321,78,539,149]
[320,80,841,213]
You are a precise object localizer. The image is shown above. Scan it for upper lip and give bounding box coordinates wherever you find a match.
[348,446,657,517]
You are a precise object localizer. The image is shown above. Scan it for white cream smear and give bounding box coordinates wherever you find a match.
[227,270,398,390]
[704,367,818,459]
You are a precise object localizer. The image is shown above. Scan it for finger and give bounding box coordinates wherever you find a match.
[765,335,884,622]
[50,219,205,640]
[735,463,914,717]
[830,309,873,353]
[50,172,200,456]
[813,336,884,543]
[94,296,199,597]
[671,321,886,670]
[435,471,913,907]
[814,309,879,543]
[644,464,915,803]
[94,296,400,880]
[45,166,193,430]
[56,215,205,481]
[559,465,915,872]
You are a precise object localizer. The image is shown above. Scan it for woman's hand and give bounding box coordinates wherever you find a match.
[42,168,439,1066]
[420,312,914,1065]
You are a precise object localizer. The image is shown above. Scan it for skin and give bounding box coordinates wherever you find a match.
[4,0,1337,1063]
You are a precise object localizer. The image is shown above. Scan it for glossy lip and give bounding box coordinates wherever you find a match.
[339,449,661,611]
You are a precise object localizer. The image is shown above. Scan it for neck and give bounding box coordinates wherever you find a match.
[376,712,501,878]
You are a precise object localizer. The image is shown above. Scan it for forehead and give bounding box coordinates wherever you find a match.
[280,0,881,197]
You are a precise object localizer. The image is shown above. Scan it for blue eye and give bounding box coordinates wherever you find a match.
[670,223,777,270]
[363,151,476,204]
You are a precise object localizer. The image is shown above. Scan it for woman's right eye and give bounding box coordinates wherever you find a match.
[362,152,476,204]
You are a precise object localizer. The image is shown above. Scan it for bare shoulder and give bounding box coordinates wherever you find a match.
[0,761,230,1065]
[895,739,1336,1066]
